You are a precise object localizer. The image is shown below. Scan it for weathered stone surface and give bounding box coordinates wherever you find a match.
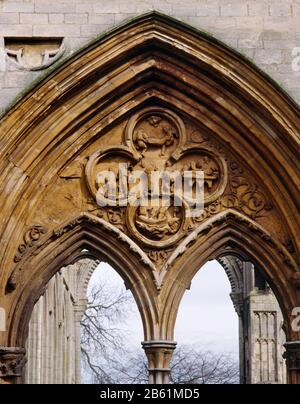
[25,259,99,384]
[0,12,299,385]
[0,0,299,114]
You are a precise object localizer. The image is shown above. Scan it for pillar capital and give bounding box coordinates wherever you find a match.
[284,341,300,371]
[142,341,177,384]
[284,341,300,384]
[0,347,26,384]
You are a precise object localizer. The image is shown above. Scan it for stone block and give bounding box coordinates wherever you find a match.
[20,13,48,25]
[0,24,32,36]
[269,3,292,17]
[221,3,248,17]
[33,24,80,37]
[3,2,34,13]
[172,4,197,17]
[0,13,19,24]
[65,14,88,25]
[93,0,120,14]
[196,4,220,17]
[89,14,115,25]
[49,14,64,25]
[34,1,76,14]
[255,49,282,65]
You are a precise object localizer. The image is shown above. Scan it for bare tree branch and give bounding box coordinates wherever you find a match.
[81,278,239,385]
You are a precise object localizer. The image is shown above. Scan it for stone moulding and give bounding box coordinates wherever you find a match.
[158,209,299,286]
[54,213,157,271]
[7,213,159,293]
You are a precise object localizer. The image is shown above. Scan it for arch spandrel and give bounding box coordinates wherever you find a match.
[0,12,299,383]
[6,108,297,281]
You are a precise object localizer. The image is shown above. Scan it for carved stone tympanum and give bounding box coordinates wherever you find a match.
[86,107,228,250]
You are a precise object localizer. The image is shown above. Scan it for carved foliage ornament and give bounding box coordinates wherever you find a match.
[86,108,228,249]
[0,348,26,378]
[14,225,47,263]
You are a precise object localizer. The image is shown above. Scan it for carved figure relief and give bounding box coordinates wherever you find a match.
[86,107,229,250]
[133,114,179,157]
[135,206,181,238]
[82,106,284,272]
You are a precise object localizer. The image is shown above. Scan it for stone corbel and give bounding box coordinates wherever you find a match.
[142,341,177,384]
[0,347,26,384]
[5,38,65,71]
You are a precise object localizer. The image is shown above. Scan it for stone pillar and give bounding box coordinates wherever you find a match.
[0,347,26,384]
[247,283,287,384]
[74,300,88,384]
[284,342,300,384]
[142,341,176,384]
[219,257,287,384]
[25,258,98,384]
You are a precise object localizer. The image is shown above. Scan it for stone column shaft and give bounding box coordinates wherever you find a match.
[142,341,176,385]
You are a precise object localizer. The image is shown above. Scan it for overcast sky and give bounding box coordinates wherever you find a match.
[89,260,239,359]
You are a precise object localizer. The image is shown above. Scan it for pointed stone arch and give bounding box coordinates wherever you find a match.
[6,214,159,350]
[0,12,299,384]
[159,210,298,334]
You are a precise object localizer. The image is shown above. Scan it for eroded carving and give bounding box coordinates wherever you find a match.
[5,38,65,71]
[0,348,26,379]
[82,107,289,280]
[86,108,228,250]
[133,115,178,157]
[126,108,186,159]
[14,225,47,263]
[192,160,274,224]
[284,342,300,371]
[227,162,274,219]
[7,214,159,293]
[173,149,227,205]
[136,206,181,239]
[159,210,298,282]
